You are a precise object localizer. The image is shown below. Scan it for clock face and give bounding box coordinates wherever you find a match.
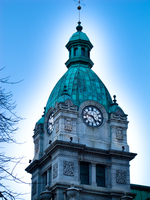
[47,113,54,134]
[82,106,103,127]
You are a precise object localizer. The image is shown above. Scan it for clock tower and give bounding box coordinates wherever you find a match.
[26,21,136,200]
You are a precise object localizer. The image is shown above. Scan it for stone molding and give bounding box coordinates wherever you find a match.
[45,141,136,162]
[110,113,127,121]
[26,141,136,174]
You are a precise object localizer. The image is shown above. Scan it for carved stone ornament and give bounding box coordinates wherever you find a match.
[116,109,124,116]
[116,127,123,140]
[33,123,38,134]
[35,138,39,154]
[65,99,74,107]
[116,169,127,184]
[53,162,58,179]
[65,118,73,131]
[110,113,127,121]
[34,122,44,135]
[63,161,74,176]
[60,99,77,111]
[55,119,59,133]
[55,102,59,109]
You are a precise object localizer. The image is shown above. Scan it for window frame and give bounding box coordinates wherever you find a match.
[74,47,78,56]
[80,161,90,185]
[42,171,47,190]
[81,47,85,56]
[96,164,105,187]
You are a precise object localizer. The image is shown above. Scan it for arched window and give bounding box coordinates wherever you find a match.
[74,47,78,56]
[81,48,85,56]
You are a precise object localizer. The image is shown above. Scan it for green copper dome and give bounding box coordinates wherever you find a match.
[36,22,126,125]
[69,31,90,42]
[45,64,113,115]
[109,104,125,115]
[37,116,44,125]
[69,21,89,42]
[43,22,113,117]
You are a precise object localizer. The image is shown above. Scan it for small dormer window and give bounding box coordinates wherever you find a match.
[74,47,78,56]
[81,48,85,56]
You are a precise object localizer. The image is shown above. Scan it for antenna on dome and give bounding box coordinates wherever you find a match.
[74,0,85,22]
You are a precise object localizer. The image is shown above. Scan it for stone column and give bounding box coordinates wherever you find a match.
[91,163,96,186]
[47,169,50,187]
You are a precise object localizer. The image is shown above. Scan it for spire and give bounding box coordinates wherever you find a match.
[76,0,85,31]
[77,0,82,22]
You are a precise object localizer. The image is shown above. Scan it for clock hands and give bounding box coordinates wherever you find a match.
[82,106,103,127]
[86,113,97,123]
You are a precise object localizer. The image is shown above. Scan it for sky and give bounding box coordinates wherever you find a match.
[0,0,150,199]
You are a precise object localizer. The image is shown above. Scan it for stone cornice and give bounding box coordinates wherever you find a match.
[45,140,136,161]
[65,57,94,69]
[26,140,137,173]
[25,159,39,173]
[109,149,137,161]
[66,39,93,50]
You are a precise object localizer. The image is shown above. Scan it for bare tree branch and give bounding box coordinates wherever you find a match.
[0,68,30,199]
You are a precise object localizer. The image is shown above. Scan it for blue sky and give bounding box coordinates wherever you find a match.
[1,0,150,199]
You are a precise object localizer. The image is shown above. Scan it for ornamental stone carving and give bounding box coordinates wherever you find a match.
[60,99,77,111]
[63,161,74,176]
[65,118,73,131]
[65,99,74,107]
[116,109,124,116]
[116,170,127,184]
[116,127,123,140]
[34,122,44,135]
[53,162,58,179]
[55,120,59,133]
[110,113,127,121]
[35,139,39,154]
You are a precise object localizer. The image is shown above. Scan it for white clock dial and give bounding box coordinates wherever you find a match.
[47,113,54,134]
[82,106,103,127]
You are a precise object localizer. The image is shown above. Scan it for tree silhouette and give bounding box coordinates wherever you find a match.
[0,69,27,199]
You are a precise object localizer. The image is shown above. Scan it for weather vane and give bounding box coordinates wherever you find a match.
[74,0,85,22]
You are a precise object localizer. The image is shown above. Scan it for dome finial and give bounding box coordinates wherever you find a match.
[113,95,118,105]
[76,21,83,32]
